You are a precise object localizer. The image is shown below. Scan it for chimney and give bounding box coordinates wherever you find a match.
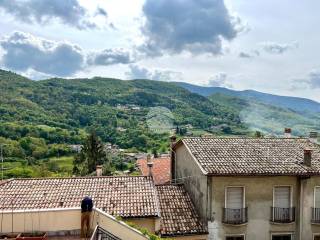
[170,135,177,182]
[304,149,312,167]
[284,128,292,138]
[96,165,103,177]
[146,154,153,177]
[170,135,177,147]
[310,132,318,143]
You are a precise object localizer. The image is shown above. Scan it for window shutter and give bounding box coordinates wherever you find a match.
[226,187,243,209]
[315,187,320,208]
[274,187,290,208]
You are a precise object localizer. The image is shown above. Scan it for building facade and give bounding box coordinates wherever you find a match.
[172,136,320,240]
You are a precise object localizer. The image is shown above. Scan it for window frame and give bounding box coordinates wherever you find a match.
[272,185,293,208]
[313,233,320,240]
[224,186,246,209]
[270,232,293,240]
[225,234,246,240]
[314,186,320,208]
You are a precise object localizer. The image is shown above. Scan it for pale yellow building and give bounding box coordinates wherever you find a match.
[172,135,320,240]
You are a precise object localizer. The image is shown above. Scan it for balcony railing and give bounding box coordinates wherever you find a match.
[270,207,295,223]
[312,208,320,223]
[222,207,248,224]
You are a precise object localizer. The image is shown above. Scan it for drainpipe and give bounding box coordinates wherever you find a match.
[169,135,177,183]
[299,177,303,240]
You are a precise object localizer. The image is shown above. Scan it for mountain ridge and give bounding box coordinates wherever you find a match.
[175,82,320,113]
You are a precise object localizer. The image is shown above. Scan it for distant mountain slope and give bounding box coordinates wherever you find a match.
[210,93,320,136]
[175,82,320,113]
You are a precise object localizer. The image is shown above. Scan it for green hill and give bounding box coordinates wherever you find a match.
[0,69,248,178]
[2,69,319,178]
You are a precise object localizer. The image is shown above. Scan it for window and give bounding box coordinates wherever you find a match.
[313,188,320,223]
[274,186,291,208]
[315,187,320,208]
[226,236,245,240]
[223,187,247,224]
[226,187,244,209]
[272,234,292,240]
[272,186,294,223]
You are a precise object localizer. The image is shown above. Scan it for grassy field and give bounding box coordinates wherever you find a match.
[2,156,74,179]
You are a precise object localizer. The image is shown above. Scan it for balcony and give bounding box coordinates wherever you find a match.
[222,207,248,225]
[312,208,320,223]
[270,207,295,223]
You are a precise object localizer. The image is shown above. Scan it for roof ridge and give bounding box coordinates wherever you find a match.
[12,175,150,181]
[183,136,309,139]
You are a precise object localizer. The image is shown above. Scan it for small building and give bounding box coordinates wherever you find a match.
[137,157,171,185]
[69,144,82,153]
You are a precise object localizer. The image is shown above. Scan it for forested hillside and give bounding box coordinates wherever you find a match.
[2,69,319,178]
[0,69,248,178]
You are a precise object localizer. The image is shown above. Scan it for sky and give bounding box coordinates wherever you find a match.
[0,0,320,101]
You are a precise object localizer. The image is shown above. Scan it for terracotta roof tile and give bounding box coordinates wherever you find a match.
[0,176,160,218]
[137,157,171,185]
[180,137,320,176]
[156,184,208,237]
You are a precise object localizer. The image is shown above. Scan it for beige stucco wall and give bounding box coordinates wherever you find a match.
[0,208,82,233]
[300,176,320,239]
[175,144,208,220]
[124,217,160,234]
[1,208,149,240]
[210,176,299,240]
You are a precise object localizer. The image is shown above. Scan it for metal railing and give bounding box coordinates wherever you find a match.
[312,208,320,223]
[270,207,295,223]
[222,207,248,224]
[91,225,121,240]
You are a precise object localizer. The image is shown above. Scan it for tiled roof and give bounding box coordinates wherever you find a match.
[179,137,320,176]
[156,184,208,237]
[137,157,171,185]
[0,176,160,218]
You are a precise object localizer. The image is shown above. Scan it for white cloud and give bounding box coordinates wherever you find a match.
[208,72,233,88]
[125,64,183,81]
[260,41,299,54]
[0,0,108,29]
[0,31,85,76]
[291,69,320,89]
[0,31,137,77]
[87,48,134,66]
[139,0,243,56]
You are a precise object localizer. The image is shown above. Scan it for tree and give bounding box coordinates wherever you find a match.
[73,131,106,175]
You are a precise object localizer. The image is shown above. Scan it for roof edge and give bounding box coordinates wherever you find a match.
[177,139,209,175]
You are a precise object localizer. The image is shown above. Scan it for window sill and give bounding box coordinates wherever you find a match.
[222,222,248,227]
[270,221,295,225]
